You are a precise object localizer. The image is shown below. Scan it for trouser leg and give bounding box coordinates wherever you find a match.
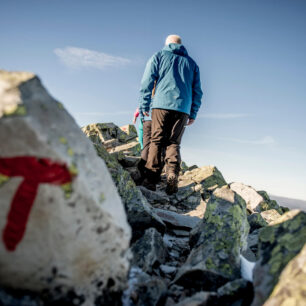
[145,109,168,183]
[165,112,188,175]
[141,120,152,162]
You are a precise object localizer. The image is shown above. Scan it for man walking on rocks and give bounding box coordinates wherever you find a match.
[139,34,203,194]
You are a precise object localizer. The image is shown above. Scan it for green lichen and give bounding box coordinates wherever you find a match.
[220,263,232,276]
[0,174,9,186]
[57,102,64,109]
[4,104,27,116]
[260,226,276,244]
[67,147,74,157]
[69,163,78,176]
[59,137,68,144]
[99,193,105,203]
[61,183,73,199]
[205,257,216,270]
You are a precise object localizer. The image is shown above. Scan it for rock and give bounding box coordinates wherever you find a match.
[260,209,282,224]
[176,291,217,306]
[131,228,167,274]
[248,212,267,232]
[155,208,200,230]
[122,267,167,306]
[179,191,202,211]
[160,265,177,277]
[125,166,142,184]
[184,166,227,191]
[172,180,197,204]
[85,139,166,242]
[230,182,264,213]
[257,191,283,214]
[252,210,306,306]
[82,122,126,145]
[171,229,190,237]
[138,186,170,205]
[0,288,43,306]
[109,141,141,157]
[241,247,257,262]
[0,71,131,303]
[120,124,138,141]
[217,279,253,306]
[166,284,187,305]
[230,183,283,214]
[174,186,249,291]
[183,200,207,219]
[247,229,259,257]
[118,155,140,168]
[269,209,301,226]
[264,244,306,306]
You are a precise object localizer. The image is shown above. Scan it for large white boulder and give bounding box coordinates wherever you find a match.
[0,70,131,303]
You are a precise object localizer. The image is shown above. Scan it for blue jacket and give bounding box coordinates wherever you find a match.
[139,43,203,119]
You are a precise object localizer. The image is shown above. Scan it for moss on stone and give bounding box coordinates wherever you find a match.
[59,137,68,144]
[61,183,73,199]
[259,226,276,244]
[69,163,78,176]
[57,102,64,109]
[0,174,9,187]
[3,104,27,117]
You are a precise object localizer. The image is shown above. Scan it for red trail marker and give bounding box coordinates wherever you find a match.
[0,156,74,251]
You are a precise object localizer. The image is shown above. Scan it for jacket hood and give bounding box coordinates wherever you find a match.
[163,43,188,56]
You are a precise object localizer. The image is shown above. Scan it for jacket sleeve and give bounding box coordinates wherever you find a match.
[190,65,203,120]
[139,53,159,113]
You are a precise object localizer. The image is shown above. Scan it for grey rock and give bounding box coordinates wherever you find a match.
[155,208,200,230]
[84,134,166,242]
[217,279,253,306]
[247,229,259,257]
[119,155,140,168]
[131,228,167,274]
[230,182,265,213]
[176,291,217,306]
[171,229,190,237]
[0,70,131,303]
[248,212,267,232]
[122,267,167,306]
[260,209,281,224]
[138,186,170,205]
[174,186,249,291]
[252,210,306,306]
[160,265,177,276]
[0,288,43,306]
[264,244,306,306]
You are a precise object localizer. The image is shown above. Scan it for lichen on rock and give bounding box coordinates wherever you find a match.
[252,210,306,306]
[174,186,249,291]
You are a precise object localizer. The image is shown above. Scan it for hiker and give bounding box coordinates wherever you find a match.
[139,34,203,194]
[133,82,157,182]
[132,108,143,149]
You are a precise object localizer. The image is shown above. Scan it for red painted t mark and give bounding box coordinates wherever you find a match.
[0,157,74,252]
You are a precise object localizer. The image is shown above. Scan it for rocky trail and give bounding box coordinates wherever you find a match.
[0,71,305,306]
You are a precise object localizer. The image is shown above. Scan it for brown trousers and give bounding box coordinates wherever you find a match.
[145,109,188,182]
[141,120,152,162]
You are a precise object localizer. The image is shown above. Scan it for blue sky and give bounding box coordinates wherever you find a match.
[1,0,306,200]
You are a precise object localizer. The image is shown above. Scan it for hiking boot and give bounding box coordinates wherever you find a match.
[166,173,178,195]
[142,178,156,192]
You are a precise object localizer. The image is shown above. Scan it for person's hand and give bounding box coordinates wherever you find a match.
[133,117,137,124]
[143,111,150,117]
[187,118,195,126]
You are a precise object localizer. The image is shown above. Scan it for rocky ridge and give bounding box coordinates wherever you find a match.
[0,71,305,305]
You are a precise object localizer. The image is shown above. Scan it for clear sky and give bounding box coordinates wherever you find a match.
[1,0,306,200]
